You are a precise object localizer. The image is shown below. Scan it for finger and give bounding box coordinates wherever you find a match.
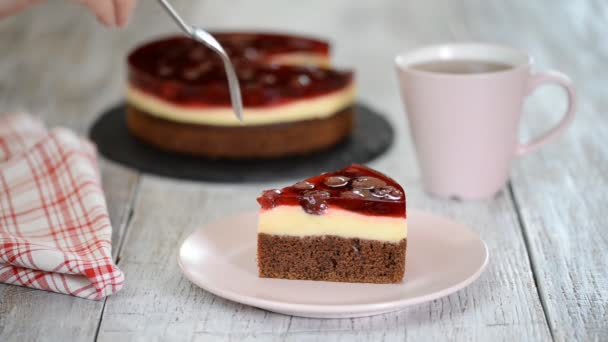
[77,0,116,26]
[113,0,136,27]
[0,0,44,18]
[93,0,116,26]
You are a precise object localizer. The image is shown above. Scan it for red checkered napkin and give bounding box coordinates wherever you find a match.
[0,114,124,299]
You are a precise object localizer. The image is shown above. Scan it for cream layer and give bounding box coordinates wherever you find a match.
[258,205,406,243]
[126,82,356,126]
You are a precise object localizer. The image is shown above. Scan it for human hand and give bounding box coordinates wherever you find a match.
[74,0,138,27]
[0,0,137,27]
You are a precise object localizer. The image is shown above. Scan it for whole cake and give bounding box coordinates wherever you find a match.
[126,32,356,159]
[257,164,407,283]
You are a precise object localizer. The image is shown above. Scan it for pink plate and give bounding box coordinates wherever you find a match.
[178,209,488,318]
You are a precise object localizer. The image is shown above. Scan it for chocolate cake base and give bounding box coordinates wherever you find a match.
[126,105,354,159]
[257,234,406,283]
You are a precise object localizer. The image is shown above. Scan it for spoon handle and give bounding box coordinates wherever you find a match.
[157,0,192,35]
[156,0,244,122]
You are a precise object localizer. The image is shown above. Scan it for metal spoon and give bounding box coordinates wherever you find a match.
[157,0,244,122]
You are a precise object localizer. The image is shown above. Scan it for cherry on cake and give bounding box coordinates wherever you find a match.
[257,164,407,283]
[213,32,332,67]
[126,32,356,159]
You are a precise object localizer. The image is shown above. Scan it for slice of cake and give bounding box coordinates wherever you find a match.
[256,164,407,283]
[125,32,356,159]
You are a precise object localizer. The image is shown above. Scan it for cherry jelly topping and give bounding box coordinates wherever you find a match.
[351,176,386,189]
[293,181,315,190]
[256,164,406,217]
[259,189,282,208]
[340,190,367,199]
[127,33,352,108]
[212,32,329,56]
[299,190,331,215]
[324,176,350,187]
[371,186,403,200]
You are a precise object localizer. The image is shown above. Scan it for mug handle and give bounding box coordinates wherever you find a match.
[516,71,577,156]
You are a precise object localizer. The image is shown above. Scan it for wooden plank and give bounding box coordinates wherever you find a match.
[445,1,608,340]
[500,2,608,340]
[0,3,141,341]
[2,0,604,340]
[95,0,554,340]
[96,177,550,341]
[511,104,608,341]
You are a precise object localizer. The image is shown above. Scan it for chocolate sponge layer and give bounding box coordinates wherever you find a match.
[257,233,406,284]
[126,105,354,159]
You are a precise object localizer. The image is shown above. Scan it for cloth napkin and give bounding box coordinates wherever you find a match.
[0,114,124,299]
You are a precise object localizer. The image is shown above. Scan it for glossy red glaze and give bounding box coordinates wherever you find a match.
[257,164,406,217]
[127,33,352,108]
[212,32,329,57]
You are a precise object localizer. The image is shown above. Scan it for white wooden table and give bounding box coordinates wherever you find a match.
[0,1,606,341]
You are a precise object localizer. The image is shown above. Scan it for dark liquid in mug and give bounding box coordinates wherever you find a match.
[411,60,513,74]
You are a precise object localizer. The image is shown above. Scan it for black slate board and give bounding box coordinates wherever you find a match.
[89,103,393,183]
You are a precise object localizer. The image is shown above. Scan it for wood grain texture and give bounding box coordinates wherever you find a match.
[97,178,550,342]
[495,2,608,341]
[442,1,608,340]
[97,1,555,341]
[0,0,606,341]
[0,2,141,341]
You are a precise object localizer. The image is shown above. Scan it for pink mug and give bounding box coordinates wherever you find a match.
[395,43,576,200]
